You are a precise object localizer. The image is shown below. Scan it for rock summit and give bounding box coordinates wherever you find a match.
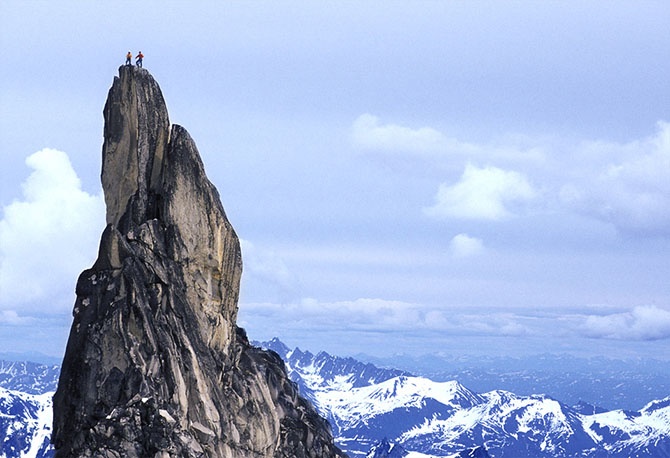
[52,65,345,458]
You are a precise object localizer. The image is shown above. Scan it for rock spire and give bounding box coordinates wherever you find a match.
[52,65,345,458]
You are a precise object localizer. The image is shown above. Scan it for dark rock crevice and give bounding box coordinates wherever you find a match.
[53,65,345,458]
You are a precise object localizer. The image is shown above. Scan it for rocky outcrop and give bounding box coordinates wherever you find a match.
[52,66,345,458]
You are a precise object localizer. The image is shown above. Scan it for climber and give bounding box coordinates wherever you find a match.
[136,51,144,68]
[125,51,132,66]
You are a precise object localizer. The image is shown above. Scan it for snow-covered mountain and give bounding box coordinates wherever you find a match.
[259,339,670,458]
[0,361,59,395]
[397,387,670,457]
[0,360,57,457]
[583,398,670,457]
[0,387,53,458]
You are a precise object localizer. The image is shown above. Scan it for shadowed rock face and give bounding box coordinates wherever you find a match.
[52,66,345,458]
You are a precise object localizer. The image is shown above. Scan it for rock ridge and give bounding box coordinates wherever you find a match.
[52,65,345,458]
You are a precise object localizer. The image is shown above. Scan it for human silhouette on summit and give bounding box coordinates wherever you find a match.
[135,51,144,68]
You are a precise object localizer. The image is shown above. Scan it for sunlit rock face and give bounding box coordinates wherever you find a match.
[52,65,345,458]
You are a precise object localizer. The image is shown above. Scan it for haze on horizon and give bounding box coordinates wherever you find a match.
[1,1,669,361]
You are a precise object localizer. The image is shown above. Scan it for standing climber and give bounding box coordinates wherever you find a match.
[125,51,132,66]
[136,51,144,68]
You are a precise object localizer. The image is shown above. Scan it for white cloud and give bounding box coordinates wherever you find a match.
[449,233,484,258]
[352,113,451,154]
[351,114,548,166]
[424,163,536,220]
[580,305,670,341]
[561,121,670,235]
[353,114,670,235]
[0,149,105,312]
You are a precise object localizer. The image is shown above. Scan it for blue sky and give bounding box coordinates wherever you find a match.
[1,1,669,359]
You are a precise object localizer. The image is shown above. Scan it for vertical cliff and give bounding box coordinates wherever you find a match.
[52,66,345,458]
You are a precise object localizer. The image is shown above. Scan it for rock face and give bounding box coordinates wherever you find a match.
[52,66,345,458]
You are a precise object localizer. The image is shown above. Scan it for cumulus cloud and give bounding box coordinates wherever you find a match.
[0,149,105,313]
[580,305,670,341]
[561,121,670,235]
[449,233,484,258]
[424,163,536,220]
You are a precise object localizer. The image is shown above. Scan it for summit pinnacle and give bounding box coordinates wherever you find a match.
[52,65,345,458]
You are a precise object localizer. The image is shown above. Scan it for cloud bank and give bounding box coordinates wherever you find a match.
[0,149,104,314]
[240,298,533,336]
[240,297,670,352]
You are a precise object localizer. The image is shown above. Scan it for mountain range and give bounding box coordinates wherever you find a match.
[360,352,670,412]
[1,339,669,457]
[261,338,670,458]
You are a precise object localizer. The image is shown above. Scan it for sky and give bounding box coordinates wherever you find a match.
[1,1,670,361]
